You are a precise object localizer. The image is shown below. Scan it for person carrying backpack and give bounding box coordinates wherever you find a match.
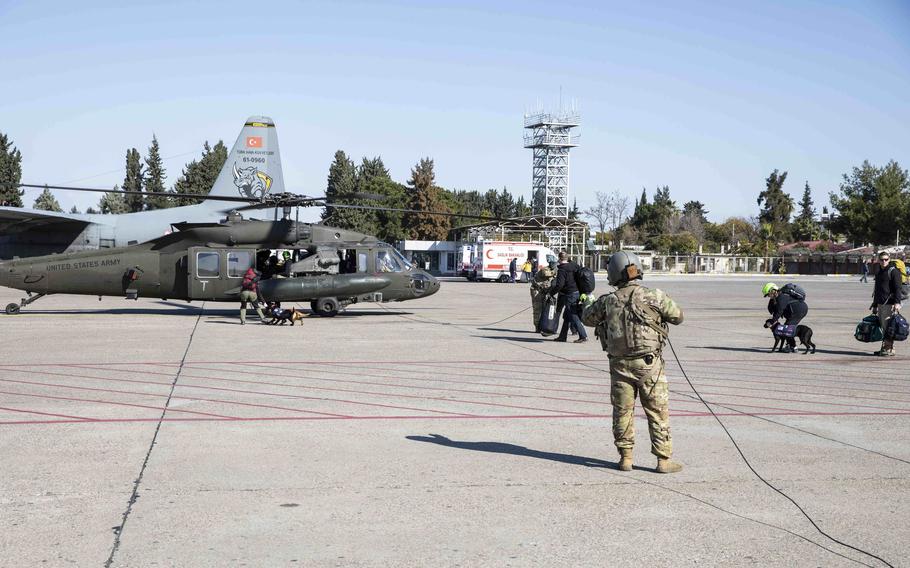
[240,267,267,325]
[871,251,903,356]
[762,282,809,353]
[547,252,588,343]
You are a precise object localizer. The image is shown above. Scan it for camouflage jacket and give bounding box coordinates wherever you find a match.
[530,267,556,298]
[581,281,684,358]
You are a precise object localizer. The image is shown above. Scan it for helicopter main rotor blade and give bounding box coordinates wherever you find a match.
[322,202,514,223]
[19,183,517,224]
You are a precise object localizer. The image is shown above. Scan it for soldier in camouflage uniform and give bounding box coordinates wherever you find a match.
[581,251,685,473]
[530,261,557,332]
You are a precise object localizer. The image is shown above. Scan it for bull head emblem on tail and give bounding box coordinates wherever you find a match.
[232,162,273,199]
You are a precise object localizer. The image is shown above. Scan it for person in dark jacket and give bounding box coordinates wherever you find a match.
[871,251,903,356]
[762,282,808,352]
[508,257,517,283]
[548,252,588,343]
[240,267,266,325]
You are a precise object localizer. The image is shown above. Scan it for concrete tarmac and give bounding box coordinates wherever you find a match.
[0,276,907,567]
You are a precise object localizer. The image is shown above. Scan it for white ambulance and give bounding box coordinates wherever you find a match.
[467,240,558,282]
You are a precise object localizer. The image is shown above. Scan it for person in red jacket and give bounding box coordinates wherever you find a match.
[240,267,266,325]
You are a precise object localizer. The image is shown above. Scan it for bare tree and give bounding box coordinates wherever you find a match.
[584,191,613,246]
[610,189,629,230]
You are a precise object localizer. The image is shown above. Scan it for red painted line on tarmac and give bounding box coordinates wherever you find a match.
[0,377,353,418]
[2,409,909,427]
[667,381,908,411]
[665,370,910,399]
[0,390,239,419]
[0,406,96,421]
[0,367,468,417]
[177,369,587,416]
[184,363,610,408]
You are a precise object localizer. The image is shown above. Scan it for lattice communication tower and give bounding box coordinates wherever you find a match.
[523,110,580,252]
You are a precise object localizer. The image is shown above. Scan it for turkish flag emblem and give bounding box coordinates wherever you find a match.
[246,136,263,148]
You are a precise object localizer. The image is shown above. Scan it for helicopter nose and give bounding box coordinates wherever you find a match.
[410,271,440,297]
[426,274,440,295]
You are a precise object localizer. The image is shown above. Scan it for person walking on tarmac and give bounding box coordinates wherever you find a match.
[521,258,533,283]
[762,282,809,352]
[581,251,684,473]
[530,260,557,332]
[240,267,267,325]
[508,257,518,283]
[871,251,903,356]
[548,252,588,343]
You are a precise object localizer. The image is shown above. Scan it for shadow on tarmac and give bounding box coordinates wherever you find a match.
[476,327,538,333]
[696,345,871,357]
[474,335,549,343]
[406,434,652,472]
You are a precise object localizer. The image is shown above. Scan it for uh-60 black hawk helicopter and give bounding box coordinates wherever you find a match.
[0,203,441,317]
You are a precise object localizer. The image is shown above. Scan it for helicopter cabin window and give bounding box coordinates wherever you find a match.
[357,252,368,273]
[227,251,254,278]
[376,250,403,273]
[196,251,220,278]
[338,250,356,274]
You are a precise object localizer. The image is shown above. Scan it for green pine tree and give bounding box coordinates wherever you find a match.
[757,169,794,241]
[172,141,228,206]
[0,132,24,207]
[321,150,358,228]
[33,187,63,212]
[123,148,144,212]
[99,185,128,214]
[405,157,450,240]
[792,181,821,241]
[144,135,171,210]
[69,205,80,214]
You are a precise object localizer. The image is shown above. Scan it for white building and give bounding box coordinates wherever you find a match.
[397,240,458,276]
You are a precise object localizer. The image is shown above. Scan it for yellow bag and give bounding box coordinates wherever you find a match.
[892,258,908,284]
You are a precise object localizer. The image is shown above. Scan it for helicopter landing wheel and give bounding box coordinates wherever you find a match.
[5,303,21,315]
[311,297,339,317]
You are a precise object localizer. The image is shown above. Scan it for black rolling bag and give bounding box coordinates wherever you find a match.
[539,295,559,336]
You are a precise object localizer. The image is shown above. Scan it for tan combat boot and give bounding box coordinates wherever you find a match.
[656,458,683,474]
[618,449,633,472]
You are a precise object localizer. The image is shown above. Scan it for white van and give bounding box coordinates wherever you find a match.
[468,241,558,282]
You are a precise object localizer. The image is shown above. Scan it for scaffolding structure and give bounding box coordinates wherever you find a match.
[523,111,580,252]
[452,216,587,264]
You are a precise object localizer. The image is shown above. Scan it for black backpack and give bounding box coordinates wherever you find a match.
[885,313,909,342]
[780,283,806,301]
[575,266,596,294]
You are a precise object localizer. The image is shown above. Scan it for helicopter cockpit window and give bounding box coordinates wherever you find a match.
[227,251,254,278]
[197,252,220,278]
[391,248,413,270]
[357,252,368,273]
[376,250,403,273]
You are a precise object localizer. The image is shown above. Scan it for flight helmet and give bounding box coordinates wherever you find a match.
[608,251,643,286]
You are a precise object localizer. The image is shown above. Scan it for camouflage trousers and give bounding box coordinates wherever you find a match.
[531,292,545,328]
[239,290,265,324]
[609,354,672,459]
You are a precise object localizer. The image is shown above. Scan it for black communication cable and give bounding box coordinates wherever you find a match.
[665,337,895,568]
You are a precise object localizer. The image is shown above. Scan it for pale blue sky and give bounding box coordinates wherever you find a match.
[1,0,907,222]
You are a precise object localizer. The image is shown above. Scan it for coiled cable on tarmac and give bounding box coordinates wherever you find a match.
[665,337,894,568]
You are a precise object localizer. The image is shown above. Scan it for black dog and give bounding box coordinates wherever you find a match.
[265,302,305,326]
[766,321,816,354]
